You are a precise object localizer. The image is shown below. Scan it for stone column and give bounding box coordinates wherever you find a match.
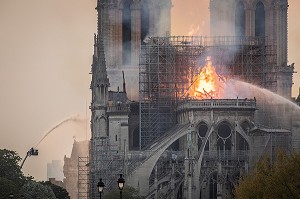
[148,0,156,36]
[108,3,117,68]
[116,2,123,67]
[130,0,141,66]
[159,0,172,36]
[245,8,252,37]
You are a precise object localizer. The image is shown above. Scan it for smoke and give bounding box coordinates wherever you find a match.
[224,79,299,107]
[223,79,300,130]
[35,115,85,147]
[99,0,173,101]
[187,24,201,36]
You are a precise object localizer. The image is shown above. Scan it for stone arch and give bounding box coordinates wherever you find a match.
[127,124,190,195]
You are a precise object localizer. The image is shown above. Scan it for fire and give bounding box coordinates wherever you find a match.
[189,57,224,99]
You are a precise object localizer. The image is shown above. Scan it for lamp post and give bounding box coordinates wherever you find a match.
[97,178,105,199]
[117,174,125,199]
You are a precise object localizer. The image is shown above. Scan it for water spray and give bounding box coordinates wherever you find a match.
[35,114,84,147]
[20,115,85,170]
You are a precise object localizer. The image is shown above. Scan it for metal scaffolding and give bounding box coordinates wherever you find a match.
[139,36,279,148]
[78,156,89,199]
[89,138,124,199]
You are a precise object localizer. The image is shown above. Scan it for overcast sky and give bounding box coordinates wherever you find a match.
[0,0,299,181]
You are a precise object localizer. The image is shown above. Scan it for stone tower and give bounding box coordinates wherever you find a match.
[97,0,172,69]
[96,0,172,96]
[210,0,294,98]
[89,0,172,198]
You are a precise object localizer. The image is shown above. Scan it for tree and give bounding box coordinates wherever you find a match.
[0,177,19,198]
[103,186,144,199]
[41,181,70,199]
[21,181,56,199]
[234,150,300,199]
[0,149,32,196]
[0,149,26,185]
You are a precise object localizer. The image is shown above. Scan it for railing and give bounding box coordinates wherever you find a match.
[177,98,256,111]
[147,36,268,47]
[106,105,129,112]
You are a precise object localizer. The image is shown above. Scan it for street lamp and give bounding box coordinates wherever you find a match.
[117,174,125,199]
[97,178,105,199]
[9,193,14,198]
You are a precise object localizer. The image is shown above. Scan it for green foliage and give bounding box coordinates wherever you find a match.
[41,181,70,199]
[21,181,56,199]
[103,186,144,199]
[0,149,25,185]
[0,177,19,198]
[234,150,300,199]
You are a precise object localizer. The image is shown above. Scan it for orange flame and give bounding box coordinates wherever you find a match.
[189,57,223,99]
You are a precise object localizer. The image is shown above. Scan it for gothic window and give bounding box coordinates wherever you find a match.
[198,123,209,151]
[217,122,231,138]
[122,0,131,65]
[235,1,246,36]
[141,1,150,44]
[255,1,265,37]
[217,122,232,151]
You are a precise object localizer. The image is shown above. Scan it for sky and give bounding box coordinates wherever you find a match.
[0,0,299,181]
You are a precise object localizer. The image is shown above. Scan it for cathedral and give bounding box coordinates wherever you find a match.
[63,0,300,198]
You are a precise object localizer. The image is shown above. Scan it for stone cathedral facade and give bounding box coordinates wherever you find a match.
[210,0,293,98]
[64,0,298,198]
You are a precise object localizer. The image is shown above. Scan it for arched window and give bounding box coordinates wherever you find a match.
[217,122,232,151]
[235,2,245,36]
[198,123,209,151]
[217,122,231,138]
[122,0,131,65]
[141,1,149,44]
[255,1,265,36]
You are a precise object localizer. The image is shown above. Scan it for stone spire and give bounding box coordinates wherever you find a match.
[91,33,110,88]
[90,1,110,107]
